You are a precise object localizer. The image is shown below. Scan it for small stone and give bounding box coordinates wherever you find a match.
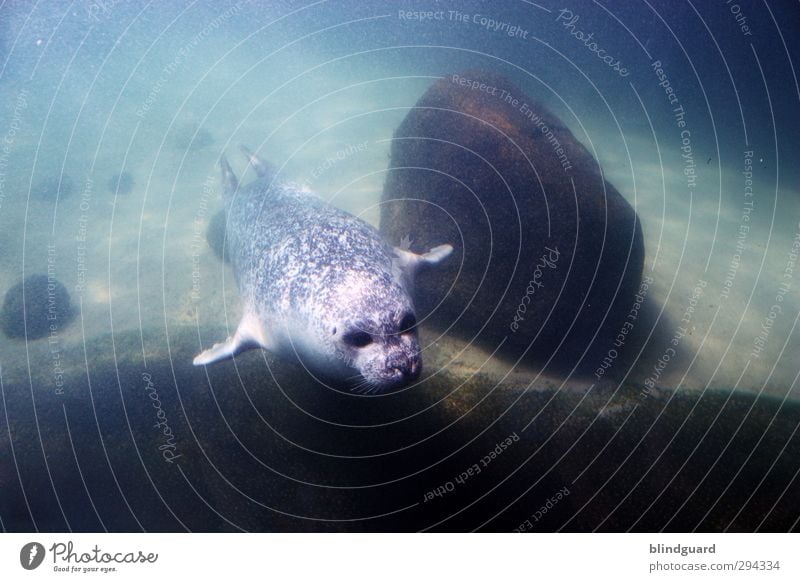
[173,123,215,151]
[31,175,74,200]
[1,274,73,340]
[107,171,134,195]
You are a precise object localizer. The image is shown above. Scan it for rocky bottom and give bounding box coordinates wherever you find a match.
[0,326,797,532]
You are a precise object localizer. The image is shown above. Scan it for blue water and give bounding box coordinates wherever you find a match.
[0,0,799,532]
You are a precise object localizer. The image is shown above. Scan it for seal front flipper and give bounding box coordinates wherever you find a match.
[193,313,272,366]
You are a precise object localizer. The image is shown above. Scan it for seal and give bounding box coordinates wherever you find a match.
[194,146,453,392]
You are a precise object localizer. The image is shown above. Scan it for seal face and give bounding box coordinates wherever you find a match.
[194,147,453,392]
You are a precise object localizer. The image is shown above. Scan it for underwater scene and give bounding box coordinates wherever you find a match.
[0,0,799,532]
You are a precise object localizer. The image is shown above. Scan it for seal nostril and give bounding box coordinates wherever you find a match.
[387,353,413,375]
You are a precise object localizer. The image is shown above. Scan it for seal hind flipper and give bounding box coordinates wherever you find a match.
[239,145,274,180]
[219,154,239,205]
[393,244,453,273]
[193,313,271,365]
[419,244,454,264]
[391,244,454,289]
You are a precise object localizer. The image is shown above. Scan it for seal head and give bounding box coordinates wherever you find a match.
[317,275,422,392]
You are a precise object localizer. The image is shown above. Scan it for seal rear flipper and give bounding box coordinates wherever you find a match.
[220,154,239,209]
[240,145,275,180]
[393,243,454,275]
[419,244,454,264]
[193,313,271,366]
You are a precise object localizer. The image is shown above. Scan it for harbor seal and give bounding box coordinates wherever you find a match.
[194,146,453,392]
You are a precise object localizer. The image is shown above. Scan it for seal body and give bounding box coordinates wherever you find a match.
[194,147,452,392]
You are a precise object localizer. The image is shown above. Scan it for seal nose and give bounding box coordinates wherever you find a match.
[387,352,409,372]
[387,353,420,381]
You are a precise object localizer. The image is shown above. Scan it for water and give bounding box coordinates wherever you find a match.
[0,1,798,532]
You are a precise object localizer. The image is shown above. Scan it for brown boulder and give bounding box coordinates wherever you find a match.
[380,71,644,375]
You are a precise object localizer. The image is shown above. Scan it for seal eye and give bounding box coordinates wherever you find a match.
[399,313,417,334]
[343,330,372,348]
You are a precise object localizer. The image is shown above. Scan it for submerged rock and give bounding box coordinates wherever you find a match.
[31,175,74,200]
[1,324,798,532]
[173,123,215,151]
[1,274,73,340]
[380,71,645,375]
[107,171,134,195]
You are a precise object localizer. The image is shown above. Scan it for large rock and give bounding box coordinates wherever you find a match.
[380,71,645,375]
